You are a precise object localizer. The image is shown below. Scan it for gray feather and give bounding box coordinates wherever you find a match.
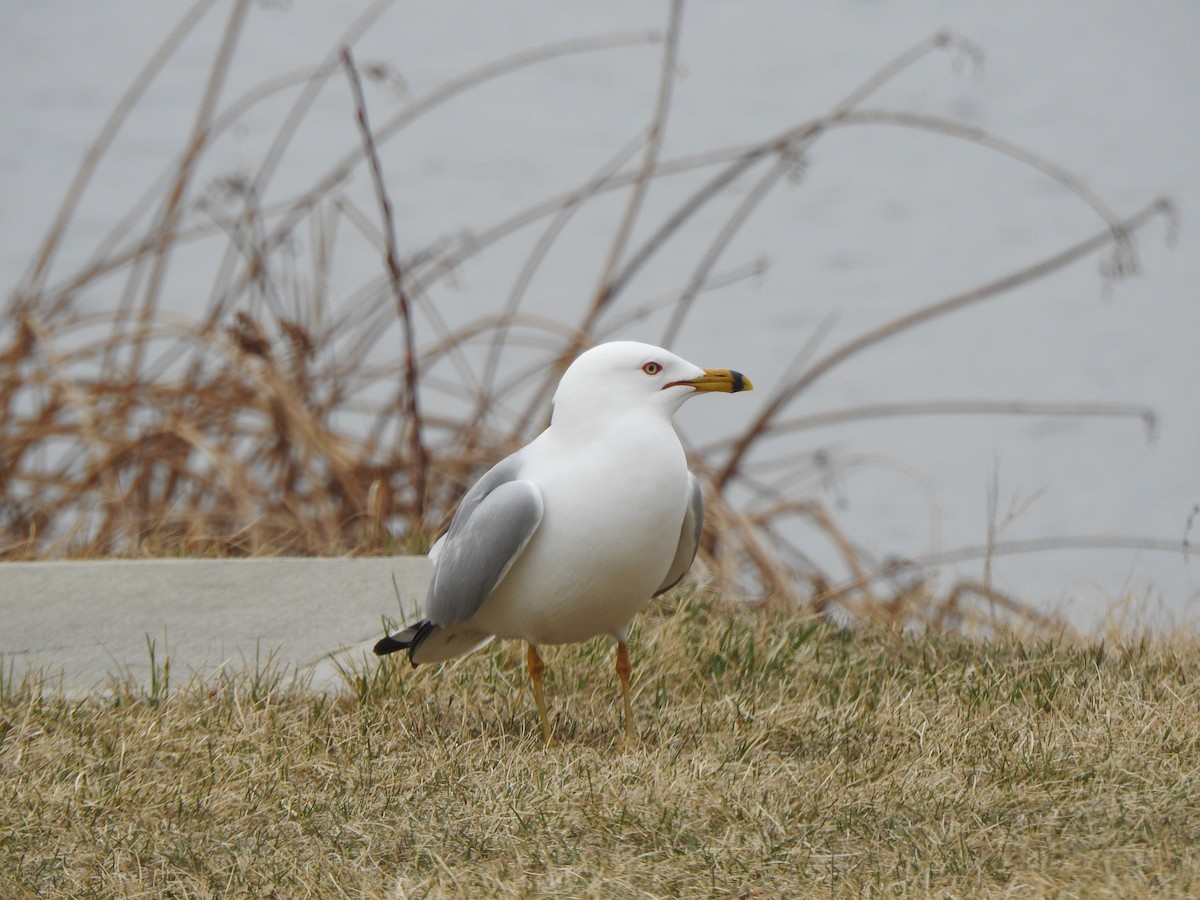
[425,454,543,624]
[654,473,703,596]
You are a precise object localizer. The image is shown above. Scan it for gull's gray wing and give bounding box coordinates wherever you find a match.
[654,473,703,597]
[425,453,543,625]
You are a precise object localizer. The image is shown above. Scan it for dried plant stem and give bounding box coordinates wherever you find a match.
[716,197,1173,490]
[201,0,397,334]
[341,47,428,521]
[249,31,663,285]
[764,399,1158,440]
[594,31,976,322]
[655,33,984,348]
[588,0,685,322]
[16,0,218,302]
[413,144,760,296]
[599,259,768,339]
[835,108,1125,235]
[128,0,252,380]
[516,1,686,430]
[660,154,790,347]
[19,315,122,505]
[481,131,649,436]
[918,534,1189,568]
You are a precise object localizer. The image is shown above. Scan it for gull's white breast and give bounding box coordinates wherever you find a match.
[470,411,690,645]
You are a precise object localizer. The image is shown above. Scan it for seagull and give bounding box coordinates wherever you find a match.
[374,341,752,743]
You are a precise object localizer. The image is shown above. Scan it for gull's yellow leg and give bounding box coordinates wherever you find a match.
[616,639,636,744]
[526,642,554,746]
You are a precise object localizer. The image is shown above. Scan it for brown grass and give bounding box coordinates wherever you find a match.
[3,591,1198,897]
[0,6,1179,629]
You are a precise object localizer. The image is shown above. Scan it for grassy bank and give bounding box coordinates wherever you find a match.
[3,593,1196,897]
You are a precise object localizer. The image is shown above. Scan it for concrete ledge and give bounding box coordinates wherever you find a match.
[0,557,430,695]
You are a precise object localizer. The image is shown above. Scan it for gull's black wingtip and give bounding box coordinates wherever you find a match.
[373,634,405,656]
[374,619,437,667]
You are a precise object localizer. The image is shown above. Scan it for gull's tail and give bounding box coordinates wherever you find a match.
[373,619,494,666]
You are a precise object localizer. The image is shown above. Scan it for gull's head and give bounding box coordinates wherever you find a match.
[552,341,752,425]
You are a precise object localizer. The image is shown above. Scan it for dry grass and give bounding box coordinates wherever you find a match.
[2,591,1198,897]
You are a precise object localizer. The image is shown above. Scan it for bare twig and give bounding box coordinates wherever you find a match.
[594,31,977,324]
[660,154,791,347]
[757,399,1158,442]
[128,0,252,379]
[917,534,1190,567]
[248,30,663,290]
[479,131,649,436]
[15,0,218,302]
[715,198,1173,490]
[202,0,397,340]
[833,108,1128,242]
[341,46,428,522]
[589,0,685,323]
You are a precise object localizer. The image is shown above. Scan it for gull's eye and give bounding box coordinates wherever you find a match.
[642,361,662,376]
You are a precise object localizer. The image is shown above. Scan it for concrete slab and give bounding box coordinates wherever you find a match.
[0,557,431,695]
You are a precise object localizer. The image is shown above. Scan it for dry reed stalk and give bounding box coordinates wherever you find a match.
[510,0,687,436]
[587,0,685,322]
[763,400,1157,440]
[714,198,1172,491]
[480,132,650,440]
[215,30,664,323]
[17,0,219,302]
[342,46,429,522]
[503,33,994,431]
[130,0,252,380]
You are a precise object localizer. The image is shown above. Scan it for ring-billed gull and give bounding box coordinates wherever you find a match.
[374,341,752,743]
